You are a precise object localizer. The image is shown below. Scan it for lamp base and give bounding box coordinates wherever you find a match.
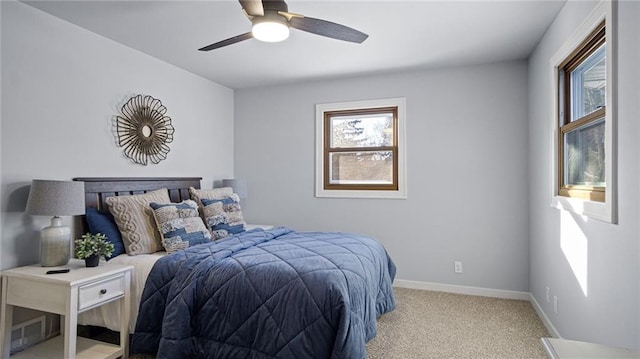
[40,216,71,267]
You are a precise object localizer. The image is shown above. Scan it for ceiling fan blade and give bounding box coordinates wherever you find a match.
[198,32,254,51]
[238,0,264,17]
[289,16,368,44]
[263,0,288,13]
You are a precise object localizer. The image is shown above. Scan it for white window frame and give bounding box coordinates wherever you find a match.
[549,1,617,223]
[315,98,407,199]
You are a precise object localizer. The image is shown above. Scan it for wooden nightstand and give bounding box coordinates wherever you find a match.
[0,260,132,359]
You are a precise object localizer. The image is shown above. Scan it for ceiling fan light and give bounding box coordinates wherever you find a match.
[252,17,290,42]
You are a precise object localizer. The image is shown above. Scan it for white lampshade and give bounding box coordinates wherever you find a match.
[222,179,248,199]
[26,180,85,266]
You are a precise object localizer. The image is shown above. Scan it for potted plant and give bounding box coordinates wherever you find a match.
[74,233,114,267]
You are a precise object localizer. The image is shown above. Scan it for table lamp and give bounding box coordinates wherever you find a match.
[222,178,248,200]
[25,179,85,267]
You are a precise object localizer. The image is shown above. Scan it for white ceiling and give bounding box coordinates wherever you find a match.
[23,0,566,90]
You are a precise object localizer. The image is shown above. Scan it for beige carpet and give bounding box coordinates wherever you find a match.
[127,287,549,358]
[366,287,549,359]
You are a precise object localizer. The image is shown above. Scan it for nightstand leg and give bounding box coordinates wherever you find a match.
[1,278,13,359]
[64,287,79,359]
[120,271,131,359]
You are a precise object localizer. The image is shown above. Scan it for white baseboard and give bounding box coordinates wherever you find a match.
[393,279,531,300]
[529,293,561,338]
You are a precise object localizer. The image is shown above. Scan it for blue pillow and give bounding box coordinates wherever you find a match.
[149,200,211,253]
[85,207,126,260]
[200,196,246,240]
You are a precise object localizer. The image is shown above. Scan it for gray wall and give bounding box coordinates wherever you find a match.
[528,0,640,350]
[1,1,235,271]
[235,61,531,292]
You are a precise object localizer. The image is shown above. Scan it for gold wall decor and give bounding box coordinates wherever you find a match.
[115,94,175,165]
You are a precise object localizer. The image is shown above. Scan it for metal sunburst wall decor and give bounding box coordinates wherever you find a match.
[115,94,175,165]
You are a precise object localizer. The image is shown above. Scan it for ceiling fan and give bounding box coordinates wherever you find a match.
[198,0,368,51]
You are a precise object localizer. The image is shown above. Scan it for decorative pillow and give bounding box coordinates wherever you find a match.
[150,200,211,253]
[200,194,246,240]
[188,186,234,204]
[85,208,126,261]
[189,186,234,221]
[106,188,170,255]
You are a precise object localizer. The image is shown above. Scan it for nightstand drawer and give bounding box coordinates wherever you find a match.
[78,275,125,311]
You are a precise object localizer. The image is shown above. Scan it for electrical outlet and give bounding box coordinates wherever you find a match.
[454,261,463,274]
[553,296,558,314]
[545,287,550,303]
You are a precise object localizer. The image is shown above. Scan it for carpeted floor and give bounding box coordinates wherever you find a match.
[94,287,549,358]
[366,287,549,358]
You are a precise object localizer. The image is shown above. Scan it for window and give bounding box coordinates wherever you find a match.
[325,107,397,190]
[550,1,616,223]
[558,22,606,202]
[316,98,406,199]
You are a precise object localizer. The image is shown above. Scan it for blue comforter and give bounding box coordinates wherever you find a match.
[131,227,396,358]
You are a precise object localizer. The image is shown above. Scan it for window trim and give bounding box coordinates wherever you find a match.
[557,21,606,202]
[549,1,616,223]
[315,98,407,199]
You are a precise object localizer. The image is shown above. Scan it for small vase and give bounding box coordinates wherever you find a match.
[84,254,99,267]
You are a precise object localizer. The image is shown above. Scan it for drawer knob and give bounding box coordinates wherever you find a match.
[99,289,107,295]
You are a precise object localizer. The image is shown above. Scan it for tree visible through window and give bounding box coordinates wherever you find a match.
[324,107,398,190]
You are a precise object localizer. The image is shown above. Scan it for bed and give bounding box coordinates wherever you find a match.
[73,177,396,359]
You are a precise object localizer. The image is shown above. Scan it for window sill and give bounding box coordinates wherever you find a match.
[315,188,407,199]
[551,195,615,223]
[558,187,605,202]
